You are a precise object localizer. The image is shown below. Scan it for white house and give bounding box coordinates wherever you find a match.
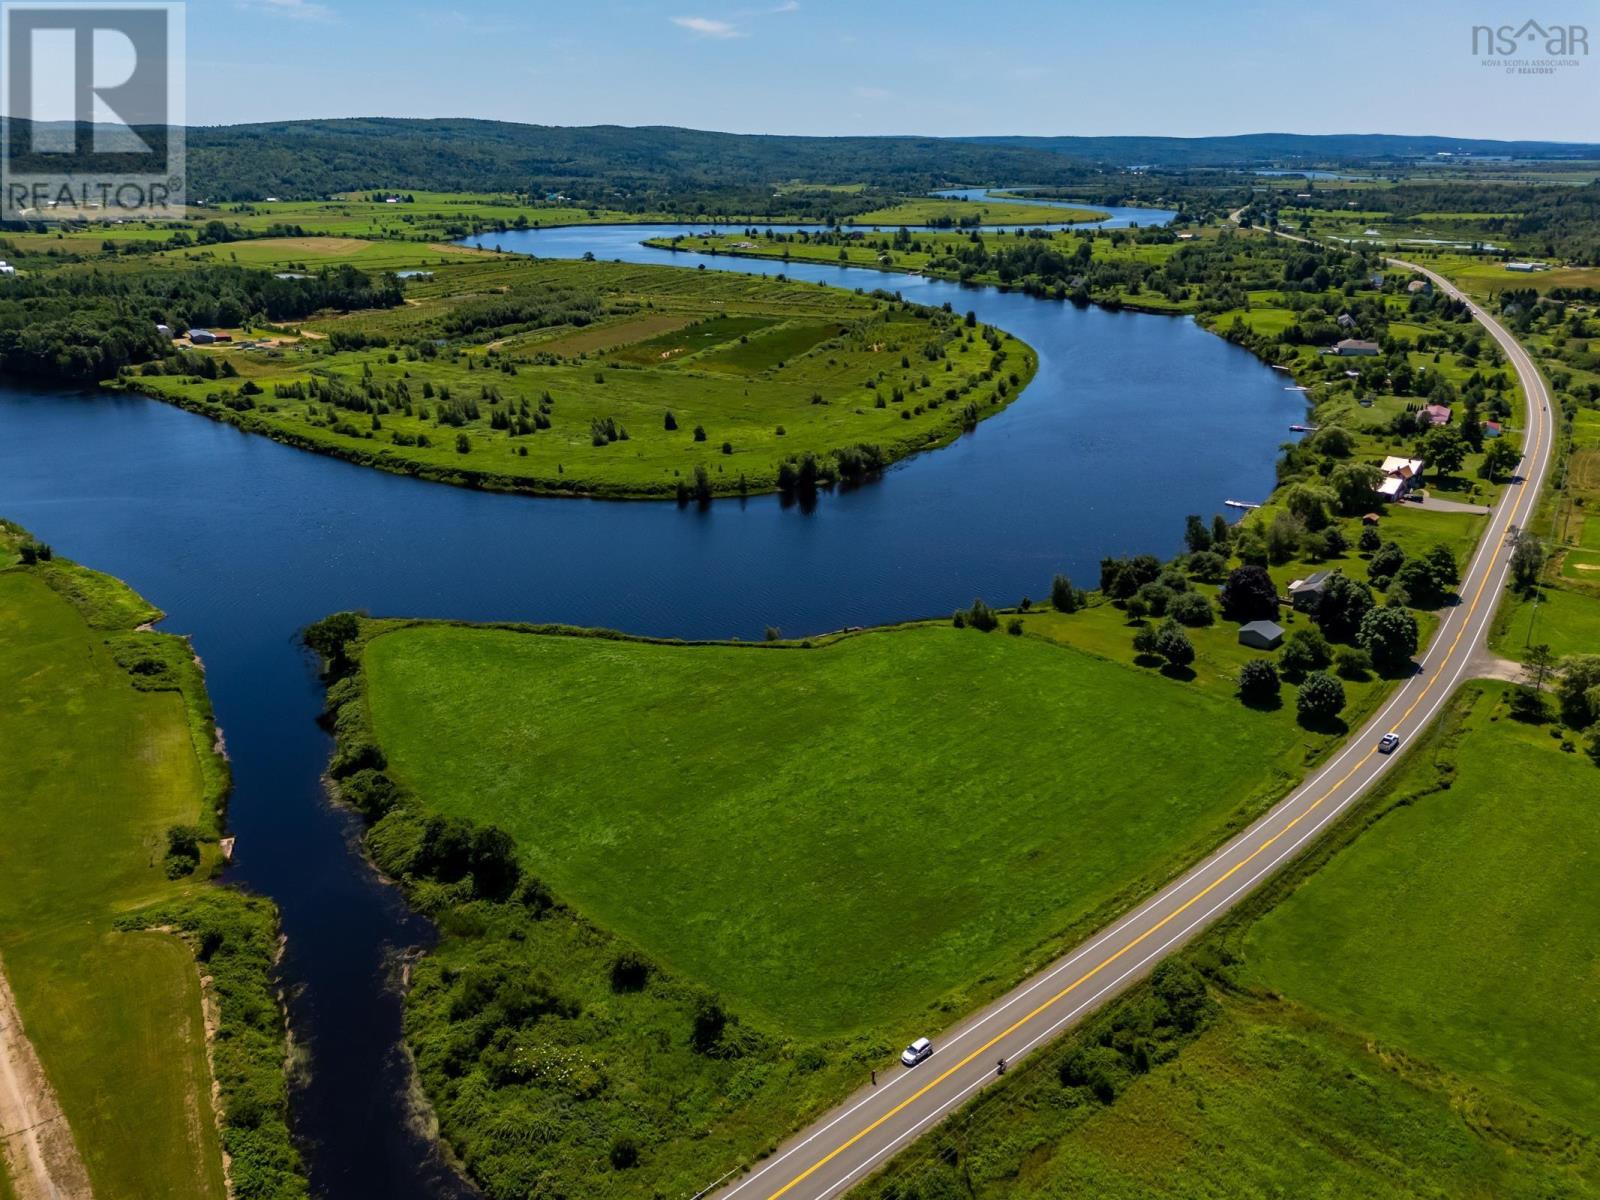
[1377,456,1426,500]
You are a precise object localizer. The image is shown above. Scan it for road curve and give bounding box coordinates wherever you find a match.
[707,249,1555,1200]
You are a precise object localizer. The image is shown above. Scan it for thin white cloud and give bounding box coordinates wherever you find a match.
[772,1,800,11]
[671,15,744,38]
[237,0,332,20]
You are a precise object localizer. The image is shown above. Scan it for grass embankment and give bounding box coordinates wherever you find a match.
[0,520,305,1200]
[315,585,1410,1200]
[125,255,1035,499]
[849,682,1600,1199]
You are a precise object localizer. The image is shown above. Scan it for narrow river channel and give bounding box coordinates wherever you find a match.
[0,201,1304,1198]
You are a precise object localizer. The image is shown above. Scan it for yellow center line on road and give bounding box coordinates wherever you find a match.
[761,295,1548,1200]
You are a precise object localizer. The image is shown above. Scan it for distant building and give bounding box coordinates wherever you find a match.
[1406,279,1432,295]
[1377,456,1426,500]
[1238,620,1285,650]
[1337,312,1356,328]
[187,329,217,344]
[155,323,172,338]
[1334,338,1380,357]
[1484,421,1503,438]
[0,260,15,275]
[1288,570,1331,612]
[1505,261,1549,272]
[1362,512,1382,525]
[1422,403,1453,426]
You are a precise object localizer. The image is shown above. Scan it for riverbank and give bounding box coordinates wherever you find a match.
[0,520,306,1200]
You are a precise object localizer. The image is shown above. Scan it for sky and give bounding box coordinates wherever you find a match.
[171,0,1596,141]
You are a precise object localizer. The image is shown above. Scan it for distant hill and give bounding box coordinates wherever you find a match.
[172,118,1097,204]
[959,132,1600,167]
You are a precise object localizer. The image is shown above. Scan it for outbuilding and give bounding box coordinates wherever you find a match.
[187,328,217,345]
[1334,338,1380,357]
[1288,570,1331,611]
[1238,620,1285,650]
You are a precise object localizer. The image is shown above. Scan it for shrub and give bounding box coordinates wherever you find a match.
[1297,671,1346,724]
[610,951,651,993]
[1154,621,1195,669]
[966,598,999,632]
[1238,659,1280,705]
[164,824,202,879]
[663,410,677,431]
[1050,573,1080,613]
[1334,647,1372,680]
[1167,591,1214,627]
[1367,541,1406,588]
[610,1137,640,1170]
[1005,616,1024,636]
[1359,525,1381,553]
[1280,628,1332,678]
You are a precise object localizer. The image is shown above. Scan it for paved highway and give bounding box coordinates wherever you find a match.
[708,252,1556,1200]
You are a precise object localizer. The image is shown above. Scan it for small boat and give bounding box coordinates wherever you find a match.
[1225,499,1262,510]
[1289,424,1318,432]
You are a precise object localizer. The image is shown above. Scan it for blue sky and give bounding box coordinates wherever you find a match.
[183,0,1596,140]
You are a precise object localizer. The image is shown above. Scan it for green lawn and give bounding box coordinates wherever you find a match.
[0,568,227,1200]
[362,621,1309,1037]
[848,683,1600,1200]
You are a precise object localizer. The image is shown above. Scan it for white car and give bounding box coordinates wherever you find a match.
[900,1037,933,1067]
[1378,732,1401,754]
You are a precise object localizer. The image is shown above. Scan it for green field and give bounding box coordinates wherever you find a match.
[850,683,1600,1199]
[848,197,1105,226]
[0,524,303,1200]
[0,551,224,1197]
[129,254,1034,498]
[362,620,1310,1036]
[1244,685,1600,1127]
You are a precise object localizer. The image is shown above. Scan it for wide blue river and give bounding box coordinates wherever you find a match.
[0,202,1302,1198]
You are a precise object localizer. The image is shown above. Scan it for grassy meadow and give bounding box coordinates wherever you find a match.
[361,620,1310,1037]
[849,683,1600,1200]
[126,254,1034,498]
[319,552,1446,1199]
[0,522,303,1200]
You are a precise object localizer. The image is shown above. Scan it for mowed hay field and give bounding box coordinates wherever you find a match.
[363,622,1309,1037]
[0,569,225,1199]
[850,683,1600,1200]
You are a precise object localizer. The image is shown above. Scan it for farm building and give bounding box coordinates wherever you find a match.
[1238,621,1285,650]
[1333,338,1379,357]
[187,329,217,345]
